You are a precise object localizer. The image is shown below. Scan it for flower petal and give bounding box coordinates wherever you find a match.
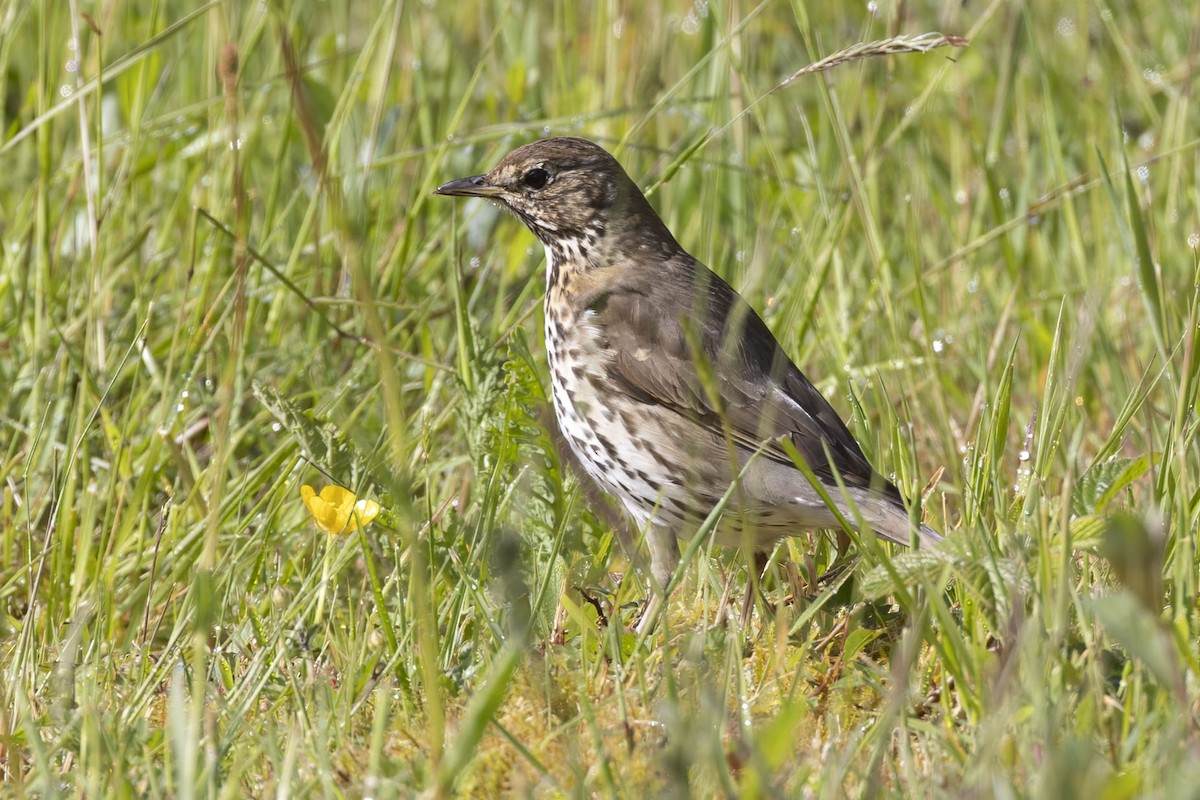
[352,499,380,530]
[302,484,378,535]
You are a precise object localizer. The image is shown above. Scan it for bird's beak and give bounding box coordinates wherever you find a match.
[434,175,504,198]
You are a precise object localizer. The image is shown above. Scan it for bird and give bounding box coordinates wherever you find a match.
[436,136,941,626]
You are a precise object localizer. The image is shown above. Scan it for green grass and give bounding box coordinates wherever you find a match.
[2,1,1199,796]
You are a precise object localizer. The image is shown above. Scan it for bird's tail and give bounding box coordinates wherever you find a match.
[843,485,943,547]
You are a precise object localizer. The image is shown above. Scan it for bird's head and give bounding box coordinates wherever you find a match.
[436,137,649,247]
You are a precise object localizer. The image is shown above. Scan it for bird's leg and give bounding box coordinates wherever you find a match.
[636,525,680,635]
[739,549,774,629]
[738,569,756,630]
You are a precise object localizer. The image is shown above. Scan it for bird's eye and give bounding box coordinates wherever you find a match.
[522,168,551,190]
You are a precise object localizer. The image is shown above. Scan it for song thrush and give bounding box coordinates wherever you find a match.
[437,137,941,621]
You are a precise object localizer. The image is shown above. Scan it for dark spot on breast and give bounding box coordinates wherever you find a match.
[618,409,639,437]
[597,433,619,460]
[644,442,674,469]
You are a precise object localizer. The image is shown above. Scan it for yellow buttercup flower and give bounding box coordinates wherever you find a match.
[300,484,380,535]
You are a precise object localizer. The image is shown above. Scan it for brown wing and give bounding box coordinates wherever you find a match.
[588,253,902,504]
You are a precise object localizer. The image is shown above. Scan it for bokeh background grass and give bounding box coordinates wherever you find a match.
[2,1,1199,796]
